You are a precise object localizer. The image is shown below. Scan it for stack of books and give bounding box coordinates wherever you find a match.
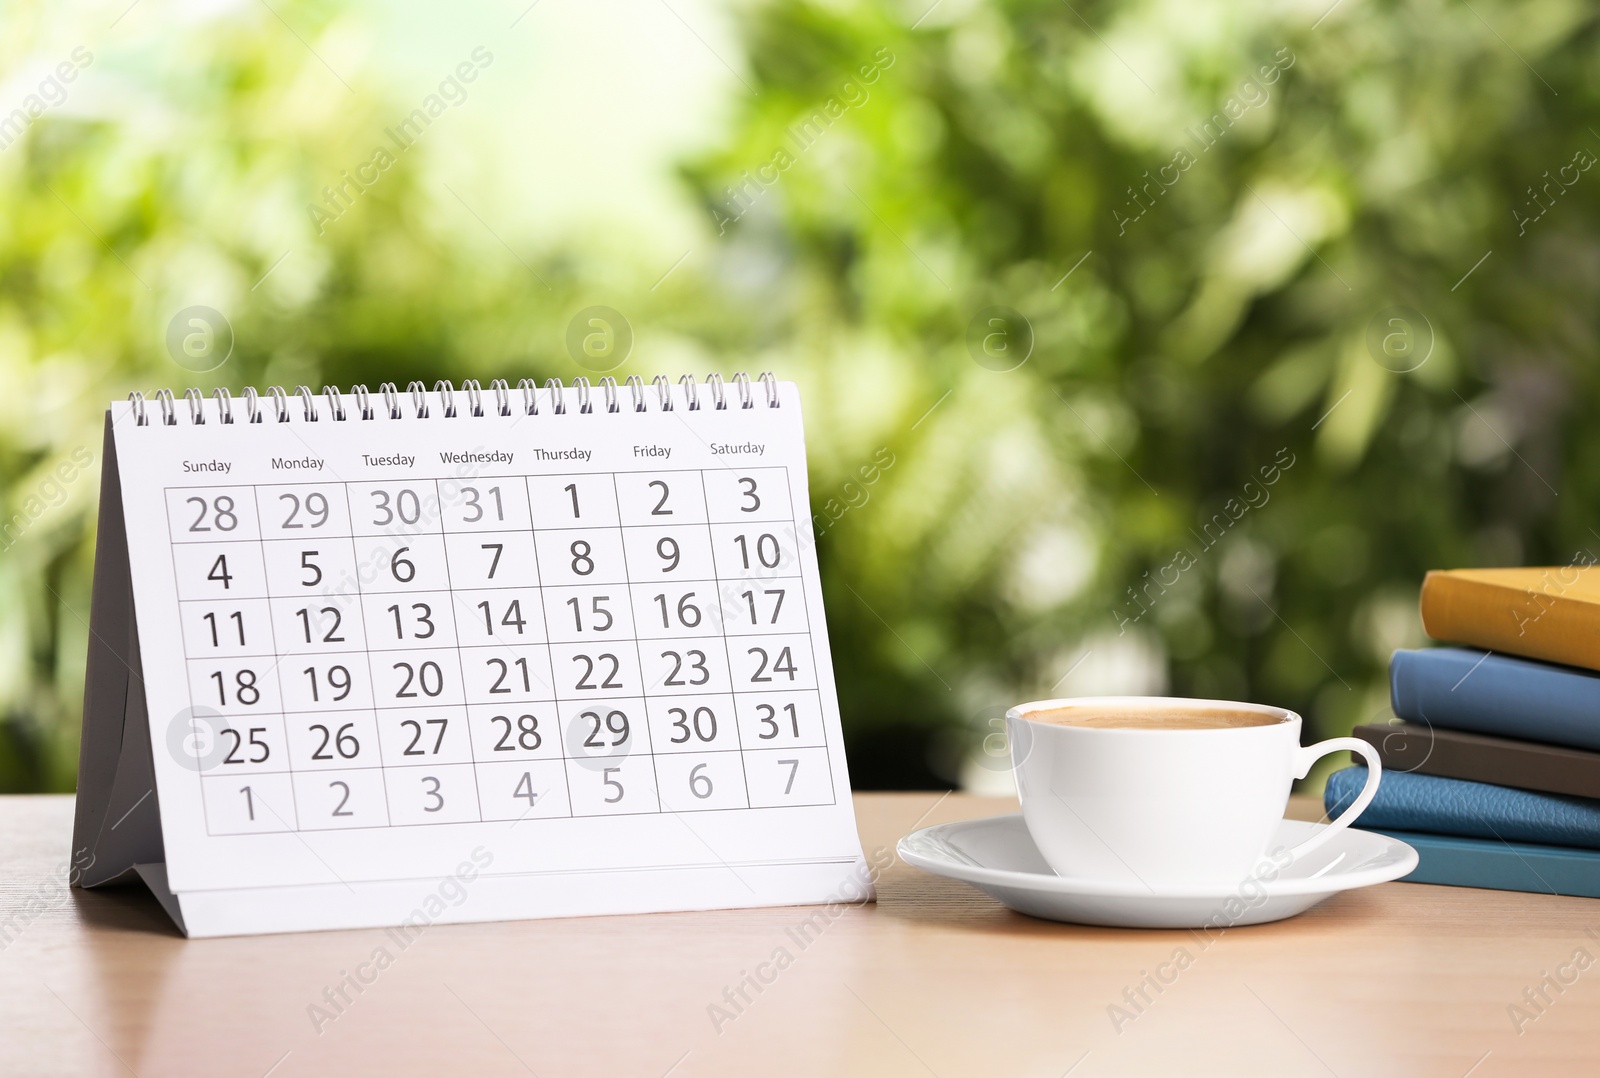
[1323,567,1600,897]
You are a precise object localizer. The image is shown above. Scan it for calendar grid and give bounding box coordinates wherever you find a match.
[336,481,395,834]
[164,494,217,840]
[699,468,754,811]
[466,475,569,822]
[432,480,488,825]
[498,481,566,821]
[165,466,834,837]
[781,506,839,804]
[607,474,668,815]
[252,504,299,836]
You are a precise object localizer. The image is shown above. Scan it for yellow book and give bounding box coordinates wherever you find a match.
[1420,566,1600,672]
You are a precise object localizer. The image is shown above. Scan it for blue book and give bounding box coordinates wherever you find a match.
[1371,830,1600,898]
[1390,646,1600,752]
[1325,767,1600,850]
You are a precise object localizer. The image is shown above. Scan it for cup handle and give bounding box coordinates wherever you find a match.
[1283,738,1382,864]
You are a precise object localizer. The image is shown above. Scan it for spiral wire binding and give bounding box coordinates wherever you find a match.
[125,374,779,425]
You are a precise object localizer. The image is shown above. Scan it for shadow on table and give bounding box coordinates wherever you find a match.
[69,877,183,938]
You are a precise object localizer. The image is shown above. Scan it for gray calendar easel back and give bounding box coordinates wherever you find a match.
[71,414,187,929]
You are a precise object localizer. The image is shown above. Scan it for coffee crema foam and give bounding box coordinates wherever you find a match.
[1023,706,1284,730]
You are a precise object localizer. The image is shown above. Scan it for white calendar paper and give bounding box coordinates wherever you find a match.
[72,378,870,937]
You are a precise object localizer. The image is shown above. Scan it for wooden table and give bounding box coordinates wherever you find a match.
[3,793,1598,1077]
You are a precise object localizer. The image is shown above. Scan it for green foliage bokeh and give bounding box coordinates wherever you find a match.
[2,0,1597,790]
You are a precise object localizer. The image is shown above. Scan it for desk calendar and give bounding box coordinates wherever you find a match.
[72,376,871,937]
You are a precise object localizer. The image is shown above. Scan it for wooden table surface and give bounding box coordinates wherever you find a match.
[3,793,1599,1077]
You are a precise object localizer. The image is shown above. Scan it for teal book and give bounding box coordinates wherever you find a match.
[1325,766,1600,849]
[1370,830,1600,899]
[1325,766,1600,897]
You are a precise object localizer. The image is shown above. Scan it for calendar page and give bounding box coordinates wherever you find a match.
[101,380,868,931]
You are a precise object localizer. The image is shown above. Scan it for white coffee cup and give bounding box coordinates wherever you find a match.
[1006,696,1382,888]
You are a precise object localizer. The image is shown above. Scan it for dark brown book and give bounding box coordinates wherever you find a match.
[1352,722,1600,800]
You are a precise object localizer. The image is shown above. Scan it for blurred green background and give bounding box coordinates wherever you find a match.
[2,0,1596,793]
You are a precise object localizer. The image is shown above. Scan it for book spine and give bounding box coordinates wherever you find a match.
[1353,723,1600,800]
[1420,570,1600,672]
[1390,649,1600,752]
[1326,766,1600,849]
[1372,830,1600,898]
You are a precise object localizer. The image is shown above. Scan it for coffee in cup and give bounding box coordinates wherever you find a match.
[1024,705,1284,731]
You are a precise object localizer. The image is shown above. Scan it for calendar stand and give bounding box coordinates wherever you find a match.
[73,416,186,925]
[73,376,871,937]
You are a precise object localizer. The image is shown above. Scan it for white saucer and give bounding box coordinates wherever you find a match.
[897,815,1418,929]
